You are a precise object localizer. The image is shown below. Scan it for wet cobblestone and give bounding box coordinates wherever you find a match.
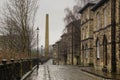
[26,60,98,80]
[48,65,97,80]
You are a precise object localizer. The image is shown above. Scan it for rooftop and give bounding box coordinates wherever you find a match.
[92,0,109,11]
[79,2,96,13]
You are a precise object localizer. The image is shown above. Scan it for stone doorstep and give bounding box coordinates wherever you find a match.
[81,69,120,80]
[21,65,37,80]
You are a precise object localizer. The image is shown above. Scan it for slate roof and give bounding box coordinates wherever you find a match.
[92,0,109,11]
[79,2,95,13]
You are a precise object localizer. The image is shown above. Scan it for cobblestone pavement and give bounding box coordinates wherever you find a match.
[26,60,98,80]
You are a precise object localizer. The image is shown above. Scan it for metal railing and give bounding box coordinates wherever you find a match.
[0,58,38,80]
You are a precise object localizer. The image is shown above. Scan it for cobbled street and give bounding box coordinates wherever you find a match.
[26,60,99,80]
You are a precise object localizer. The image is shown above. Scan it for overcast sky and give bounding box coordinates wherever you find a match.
[36,0,76,47]
[0,0,76,47]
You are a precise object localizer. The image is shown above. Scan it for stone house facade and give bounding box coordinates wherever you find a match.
[52,44,58,64]
[52,41,62,65]
[60,33,68,65]
[92,0,120,73]
[92,0,112,72]
[66,20,81,65]
[53,39,67,65]
[79,0,120,73]
[53,20,81,65]
[79,3,95,66]
[53,0,120,74]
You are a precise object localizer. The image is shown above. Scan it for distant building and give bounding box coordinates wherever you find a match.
[66,20,81,65]
[52,41,61,65]
[53,20,81,65]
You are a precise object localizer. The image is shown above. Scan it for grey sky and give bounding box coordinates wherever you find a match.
[0,0,76,47]
[36,0,75,47]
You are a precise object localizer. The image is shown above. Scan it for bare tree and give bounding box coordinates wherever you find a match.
[64,0,98,25]
[64,0,83,25]
[0,0,38,58]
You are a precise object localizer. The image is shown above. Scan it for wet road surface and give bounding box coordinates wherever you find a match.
[26,60,98,80]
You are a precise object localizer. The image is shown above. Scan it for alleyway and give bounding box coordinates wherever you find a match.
[26,60,99,80]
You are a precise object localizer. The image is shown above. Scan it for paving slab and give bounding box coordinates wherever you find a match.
[25,60,99,80]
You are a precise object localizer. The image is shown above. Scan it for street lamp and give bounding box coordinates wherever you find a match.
[36,27,39,57]
[71,25,74,65]
[36,27,39,68]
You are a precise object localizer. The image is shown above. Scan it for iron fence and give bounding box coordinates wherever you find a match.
[0,58,38,80]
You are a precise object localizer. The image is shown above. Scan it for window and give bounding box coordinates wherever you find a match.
[82,29,85,39]
[97,13,100,30]
[84,33,85,39]
[103,35,107,65]
[86,27,88,38]
[85,46,88,58]
[96,39,100,59]
[87,14,89,19]
[104,9,107,27]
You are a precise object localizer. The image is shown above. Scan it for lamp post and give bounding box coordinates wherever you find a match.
[36,27,39,68]
[71,25,74,65]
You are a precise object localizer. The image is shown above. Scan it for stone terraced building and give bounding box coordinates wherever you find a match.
[79,2,95,66]
[79,0,120,73]
[53,0,120,74]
